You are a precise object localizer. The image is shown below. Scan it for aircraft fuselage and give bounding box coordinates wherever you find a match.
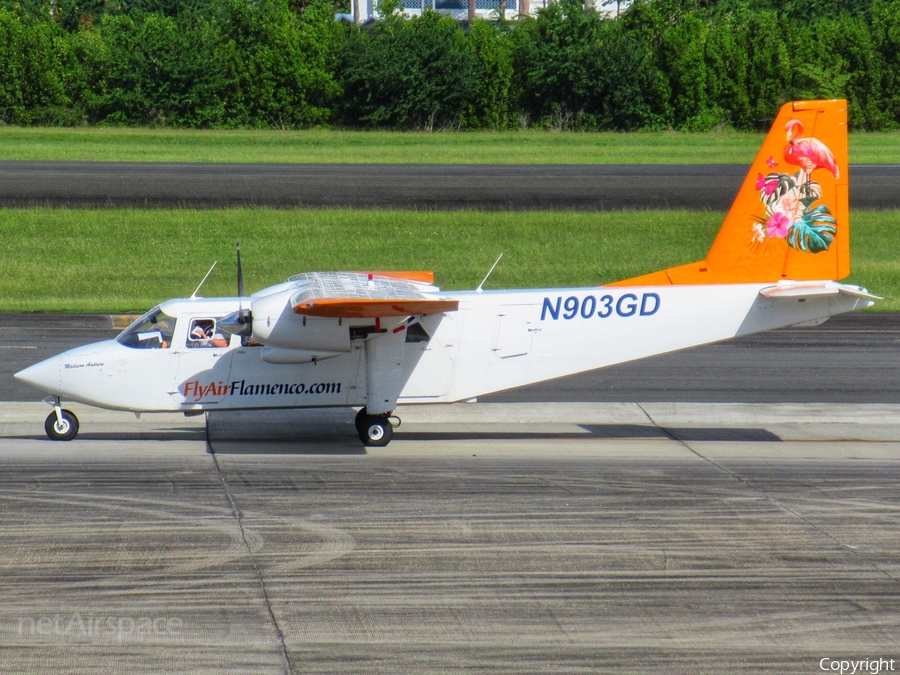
[16,282,871,416]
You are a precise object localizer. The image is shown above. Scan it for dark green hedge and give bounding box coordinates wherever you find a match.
[2,0,900,130]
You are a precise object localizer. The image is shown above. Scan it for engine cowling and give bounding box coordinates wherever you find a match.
[250,289,352,353]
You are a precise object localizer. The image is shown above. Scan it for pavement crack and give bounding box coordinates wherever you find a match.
[208,434,292,675]
[635,403,900,586]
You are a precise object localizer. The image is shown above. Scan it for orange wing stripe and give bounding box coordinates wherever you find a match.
[361,271,435,284]
[293,298,458,318]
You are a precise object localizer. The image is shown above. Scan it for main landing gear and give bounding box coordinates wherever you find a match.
[44,399,79,441]
[354,407,397,447]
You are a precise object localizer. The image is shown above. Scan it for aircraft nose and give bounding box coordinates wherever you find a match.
[14,355,61,395]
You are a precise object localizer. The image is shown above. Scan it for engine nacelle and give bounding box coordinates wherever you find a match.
[250,290,351,352]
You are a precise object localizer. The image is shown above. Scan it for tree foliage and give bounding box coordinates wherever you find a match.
[0,8,82,124]
[1,0,900,130]
[341,9,479,129]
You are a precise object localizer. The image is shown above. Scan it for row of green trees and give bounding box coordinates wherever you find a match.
[2,0,900,130]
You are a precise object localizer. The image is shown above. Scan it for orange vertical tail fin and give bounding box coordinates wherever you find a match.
[610,99,849,287]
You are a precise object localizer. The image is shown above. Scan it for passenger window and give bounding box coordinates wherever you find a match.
[187,318,229,349]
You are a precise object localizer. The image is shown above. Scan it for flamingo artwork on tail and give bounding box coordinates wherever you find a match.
[749,114,842,255]
[784,119,839,181]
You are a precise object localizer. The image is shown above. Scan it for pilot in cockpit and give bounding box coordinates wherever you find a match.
[188,319,229,348]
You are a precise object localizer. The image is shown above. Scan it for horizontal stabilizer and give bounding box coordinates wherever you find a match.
[837,286,883,301]
[760,281,881,300]
[293,298,459,318]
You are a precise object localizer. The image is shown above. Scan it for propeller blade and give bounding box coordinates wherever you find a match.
[219,310,253,337]
[237,240,245,298]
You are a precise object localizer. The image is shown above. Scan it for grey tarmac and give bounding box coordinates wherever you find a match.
[0,401,898,674]
[1,161,898,209]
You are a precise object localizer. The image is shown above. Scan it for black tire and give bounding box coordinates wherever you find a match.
[44,410,79,441]
[354,407,368,434]
[358,416,393,447]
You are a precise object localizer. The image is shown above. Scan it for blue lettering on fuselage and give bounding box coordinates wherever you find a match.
[540,293,660,321]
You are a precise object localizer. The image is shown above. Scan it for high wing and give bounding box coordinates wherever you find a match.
[217,271,459,419]
[289,272,459,318]
[280,272,458,418]
[294,299,459,318]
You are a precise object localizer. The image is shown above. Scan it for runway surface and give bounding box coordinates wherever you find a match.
[0,401,898,674]
[3,312,899,403]
[1,161,899,210]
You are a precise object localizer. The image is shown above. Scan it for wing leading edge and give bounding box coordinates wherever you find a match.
[294,298,459,318]
[288,271,459,319]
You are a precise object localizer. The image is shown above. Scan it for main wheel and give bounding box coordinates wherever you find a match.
[354,407,368,434]
[44,409,79,441]
[358,415,393,447]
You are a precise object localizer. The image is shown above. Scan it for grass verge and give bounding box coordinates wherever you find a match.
[0,126,898,164]
[1,208,895,313]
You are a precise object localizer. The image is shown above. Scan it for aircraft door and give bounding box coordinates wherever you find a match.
[108,306,182,410]
[172,317,235,406]
[492,304,539,358]
[397,314,456,399]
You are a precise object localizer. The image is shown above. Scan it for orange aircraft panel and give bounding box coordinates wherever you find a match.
[359,271,435,284]
[293,298,459,318]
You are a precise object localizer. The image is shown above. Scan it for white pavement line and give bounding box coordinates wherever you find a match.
[395,402,653,425]
[397,401,900,426]
[638,401,900,426]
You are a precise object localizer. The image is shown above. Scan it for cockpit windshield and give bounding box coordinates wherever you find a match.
[116,307,177,349]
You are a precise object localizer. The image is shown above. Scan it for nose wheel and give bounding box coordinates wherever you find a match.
[44,407,79,441]
[354,407,395,447]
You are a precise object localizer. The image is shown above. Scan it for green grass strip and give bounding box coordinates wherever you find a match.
[1,127,898,164]
[1,208,894,313]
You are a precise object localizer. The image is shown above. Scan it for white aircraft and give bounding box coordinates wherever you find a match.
[15,99,878,445]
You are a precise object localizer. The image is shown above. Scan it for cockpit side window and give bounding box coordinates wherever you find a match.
[186,318,229,349]
[116,308,177,349]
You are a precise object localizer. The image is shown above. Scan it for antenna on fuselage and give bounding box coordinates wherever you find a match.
[190,261,218,299]
[476,253,503,293]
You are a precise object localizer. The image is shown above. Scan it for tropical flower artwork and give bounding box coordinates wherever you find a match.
[751,120,839,254]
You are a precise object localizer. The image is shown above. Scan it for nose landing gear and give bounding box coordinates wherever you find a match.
[354,407,397,447]
[44,399,79,441]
